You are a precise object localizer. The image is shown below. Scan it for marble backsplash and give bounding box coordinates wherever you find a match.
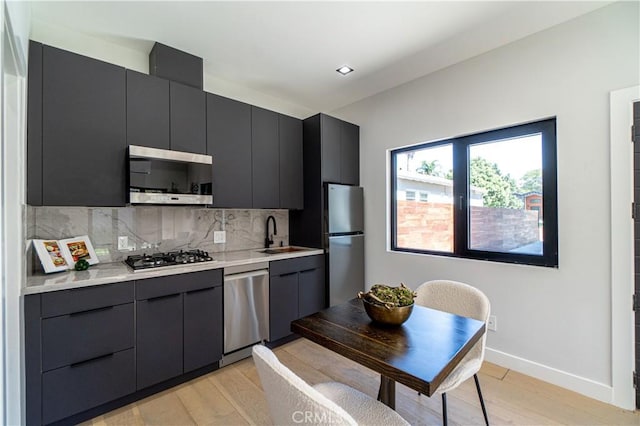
[26,206,289,274]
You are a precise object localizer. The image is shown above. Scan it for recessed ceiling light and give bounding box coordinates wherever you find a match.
[336,66,354,76]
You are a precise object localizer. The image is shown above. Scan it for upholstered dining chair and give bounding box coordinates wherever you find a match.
[415,279,491,426]
[252,345,410,426]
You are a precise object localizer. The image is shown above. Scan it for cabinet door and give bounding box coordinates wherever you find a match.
[320,114,341,183]
[279,114,303,209]
[269,273,299,341]
[298,267,326,318]
[27,41,43,206]
[42,303,134,371]
[42,46,126,206]
[206,93,252,208]
[42,349,135,425]
[341,121,360,186]
[136,293,183,389]
[252,106,279,208]
[184,286,222,372]
[126,70,170,150]
[170,82,206,154]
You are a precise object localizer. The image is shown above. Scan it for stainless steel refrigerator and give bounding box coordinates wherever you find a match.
[325,184,364,306]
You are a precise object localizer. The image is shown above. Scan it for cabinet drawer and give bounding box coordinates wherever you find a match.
[136,269,222,300]
[41,282,133,318]
[42,348,135,425]
[269,254,324,276]
[42,303,134,372]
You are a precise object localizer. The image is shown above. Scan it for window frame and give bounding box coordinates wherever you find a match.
[390,118,558,267]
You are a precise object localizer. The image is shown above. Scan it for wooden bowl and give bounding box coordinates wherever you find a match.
[363,299,414,326]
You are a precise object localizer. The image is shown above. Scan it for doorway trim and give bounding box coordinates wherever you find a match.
[610,85,640,410]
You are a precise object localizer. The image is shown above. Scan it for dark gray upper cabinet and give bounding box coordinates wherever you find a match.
[126,70,170,150]
[298,265,326,317]
[252,106,280,208]
[320,114,342,184]
[27,41,43,206]
[340,121,360,186]
[149,42,203,90]
[279,114,303,209]
[41,45,126,206]
[127,72,205,154]
[170,81,206,154]
[206,93,252,208]
[290,114,359,248]
[319,114,359,185]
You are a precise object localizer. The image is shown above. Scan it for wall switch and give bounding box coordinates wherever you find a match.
[214,231,226,244]
[488,315,497,331]
[118,236,128,250]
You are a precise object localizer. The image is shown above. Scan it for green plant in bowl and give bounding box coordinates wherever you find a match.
[358,283,417,325]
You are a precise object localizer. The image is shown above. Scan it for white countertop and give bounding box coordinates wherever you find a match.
[24,247,324,295]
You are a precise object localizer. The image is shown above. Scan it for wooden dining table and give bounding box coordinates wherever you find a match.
[290,298,486,409]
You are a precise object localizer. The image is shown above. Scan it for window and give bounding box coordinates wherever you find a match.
[405,190,415,201]
[391,118,557,267]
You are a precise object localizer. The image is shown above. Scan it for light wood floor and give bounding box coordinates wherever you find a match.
[83,338,639,425]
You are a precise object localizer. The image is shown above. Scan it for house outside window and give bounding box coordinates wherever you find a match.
[390,118,558,267]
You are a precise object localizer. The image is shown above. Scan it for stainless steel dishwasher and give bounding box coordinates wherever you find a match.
[220,262,269,367]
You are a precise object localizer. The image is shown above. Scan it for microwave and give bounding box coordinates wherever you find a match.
[128,145,213,205]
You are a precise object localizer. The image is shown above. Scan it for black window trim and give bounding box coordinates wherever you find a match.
[390,117,558,268]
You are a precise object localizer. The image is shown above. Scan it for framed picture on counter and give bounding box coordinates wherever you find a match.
[59,235,99,267]
[33,235,99,273]
[33,239,71,273]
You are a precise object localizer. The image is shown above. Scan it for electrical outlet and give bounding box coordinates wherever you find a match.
[118,236,128,250]
[488,315,497,331]
[214,231,226,244]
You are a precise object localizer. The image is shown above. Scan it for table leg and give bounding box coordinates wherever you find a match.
[377,375,396,410]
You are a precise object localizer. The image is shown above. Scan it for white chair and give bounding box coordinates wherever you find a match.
[252,344,410,426]
[415,280,491,426]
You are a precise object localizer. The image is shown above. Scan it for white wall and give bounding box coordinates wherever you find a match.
[1,0,30,424]
[334,1,639,406]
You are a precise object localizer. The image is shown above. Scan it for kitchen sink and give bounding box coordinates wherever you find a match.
[259,247,309,255]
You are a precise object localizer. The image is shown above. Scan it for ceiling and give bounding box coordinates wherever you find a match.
[29,1,611,116]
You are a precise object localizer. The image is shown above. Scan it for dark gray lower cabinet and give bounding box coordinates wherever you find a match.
[136,269,223,390]
[25,269,223,425]
[184,286,223,372]
[136,293,184,389]
[25,282,135,425]
[42,303,134,372]
[298,267,326,318]
[269,272,300,342]
[269,255,325,342]
[42,349,135,425]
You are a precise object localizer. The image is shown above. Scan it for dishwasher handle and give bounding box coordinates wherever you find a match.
[224,269,269,282]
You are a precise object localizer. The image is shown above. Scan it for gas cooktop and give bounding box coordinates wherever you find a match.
[124,249,213,271]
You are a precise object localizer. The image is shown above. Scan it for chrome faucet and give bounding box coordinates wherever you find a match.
[265,215,277,248]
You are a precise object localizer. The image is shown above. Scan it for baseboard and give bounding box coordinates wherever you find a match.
[485,347,614,406]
